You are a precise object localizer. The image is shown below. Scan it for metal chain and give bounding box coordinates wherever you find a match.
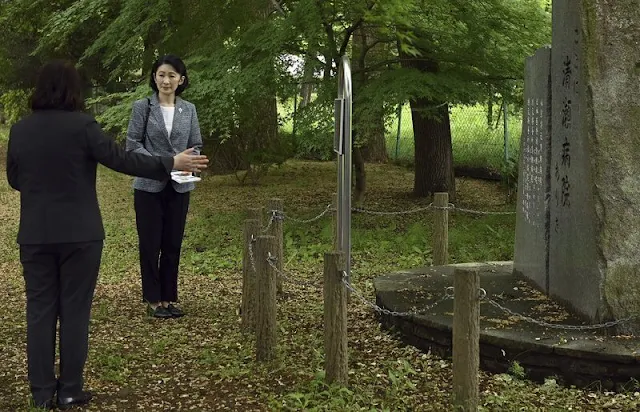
[446,203,516,216]
[342,275,453,317]
[487,299,634,330]
[281,204,334,223]
[352,204,434,216]
[266,254,322,288]
[353,203,514,216]
[258,201,513,221]
[250,242,631,331]
[261,212,276,234]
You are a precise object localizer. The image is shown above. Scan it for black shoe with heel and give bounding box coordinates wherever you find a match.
[167,303,185,318]
[30,399,53,410]
[57,390,92,410]
[147,305,172,319]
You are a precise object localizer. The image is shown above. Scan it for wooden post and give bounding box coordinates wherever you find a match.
[246,207,264,228]
[255,235,277,361]
[324,251,348,385]
[433,192,449,265]
[241,219,260,333]
[452,266,480,412]
[267,198,284,294]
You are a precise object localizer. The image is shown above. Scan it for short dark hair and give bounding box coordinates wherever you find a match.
[31,60,85,112]
[149,55,189,96]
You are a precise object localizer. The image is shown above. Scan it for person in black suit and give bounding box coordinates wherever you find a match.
[5,60,208,410]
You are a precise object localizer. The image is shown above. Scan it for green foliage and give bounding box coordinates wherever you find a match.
[88,85,151,141]
[269,371,373,411]
[508,361,526,380]
[0,0,551,183]
[0,89,31,126]
[271,360,419,411]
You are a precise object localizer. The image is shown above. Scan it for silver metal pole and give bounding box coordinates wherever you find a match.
[503,101,509,163]
[334,56,352,281]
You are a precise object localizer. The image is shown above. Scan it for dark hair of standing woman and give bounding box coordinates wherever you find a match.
[30,60,85,112]
[148,54,190,96]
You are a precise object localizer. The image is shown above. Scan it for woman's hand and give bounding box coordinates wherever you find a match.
[173,148,209,172]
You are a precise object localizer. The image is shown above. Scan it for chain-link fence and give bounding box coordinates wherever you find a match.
[388,103,522,172]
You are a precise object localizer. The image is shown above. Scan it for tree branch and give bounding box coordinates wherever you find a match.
[338,18,363,56]
[338,0,378,57]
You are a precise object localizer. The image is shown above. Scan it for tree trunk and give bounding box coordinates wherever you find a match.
[400,49,455,199]
[236,1,279,183]
[353,146,366,205]
[410,100,455,197]
[361,126,388,162]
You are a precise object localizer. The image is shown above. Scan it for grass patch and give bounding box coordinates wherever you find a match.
[1,159,638,410]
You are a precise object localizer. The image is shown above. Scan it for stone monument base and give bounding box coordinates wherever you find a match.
[374,263,640,391]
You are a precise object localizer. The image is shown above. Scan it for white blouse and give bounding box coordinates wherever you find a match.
[160,106,175,136]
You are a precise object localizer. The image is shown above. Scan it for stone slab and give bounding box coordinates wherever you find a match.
[514,46,552,294]
[374,264,640,389]
[548,0,602,320]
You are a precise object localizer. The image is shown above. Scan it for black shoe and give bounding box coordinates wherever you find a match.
[57,391,92,410]
[31,399,53,410]
[167,304,185,318]
[148,305,172,318]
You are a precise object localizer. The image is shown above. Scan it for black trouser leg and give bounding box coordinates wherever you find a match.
[159,186,190,302]
[20,245,59,404]
[135,189,164,303]
[57,241,102,398]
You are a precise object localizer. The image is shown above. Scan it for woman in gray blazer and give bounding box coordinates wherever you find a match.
[126,55,203,318]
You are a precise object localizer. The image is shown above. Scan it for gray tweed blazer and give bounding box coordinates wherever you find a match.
[125,93,203,193]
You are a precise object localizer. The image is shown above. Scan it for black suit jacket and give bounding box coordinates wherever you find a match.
[6,110,174,245]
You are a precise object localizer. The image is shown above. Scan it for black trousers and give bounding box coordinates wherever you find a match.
[20,241,103,404]
[134,184,190,303]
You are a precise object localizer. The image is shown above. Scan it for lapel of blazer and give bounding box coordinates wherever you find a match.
[172,97,187,141]
[149,94,171,145]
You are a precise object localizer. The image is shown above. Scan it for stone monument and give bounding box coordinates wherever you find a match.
[516,0,640,328]
[513,46,551,294]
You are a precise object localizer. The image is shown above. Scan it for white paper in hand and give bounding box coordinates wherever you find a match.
[171,171,202,184]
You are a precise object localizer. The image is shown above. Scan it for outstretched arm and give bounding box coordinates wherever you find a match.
[87,120,172,179]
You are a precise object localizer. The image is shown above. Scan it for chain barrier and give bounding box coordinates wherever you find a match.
[342,273,453,317]
[280,204,334,223]
[260,210,282,234]
[353,203,514,216]
[257,200,515,221]
[352,204,435,216]
[487,298,634,331]
[446,203,516,216]
[337,272,633,330]
[266,254,322,289]
[250,244,634,331]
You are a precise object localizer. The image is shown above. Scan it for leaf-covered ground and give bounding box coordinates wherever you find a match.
[1,158,638,411]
